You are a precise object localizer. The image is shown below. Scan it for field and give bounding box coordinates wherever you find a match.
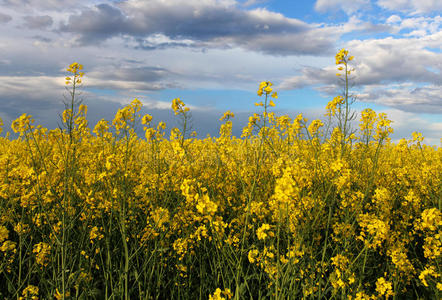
[0,51,441,299]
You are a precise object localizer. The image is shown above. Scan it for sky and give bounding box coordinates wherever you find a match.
[0,0,441,144]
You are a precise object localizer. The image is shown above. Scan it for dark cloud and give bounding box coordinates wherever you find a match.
[0,59,61,76]
[60,1,335,55]
[60,4,128,43]
[88,65,171,83]
[134,39,195,51]
[85,65,176,91]
[110,66,170,82]
[23,15,53,29]
[0,12,12,23]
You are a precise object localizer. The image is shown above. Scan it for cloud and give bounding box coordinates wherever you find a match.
[32,35,52,43]
[23,15,53,29]
[0,12,12,23]
[1,0,95,11]
[60,0,336,55]
[358,84,442,114]
[60,4,128,43]
[0,0,440,142]
[385,15,442,35]
[0,75,65,103]
[89,65,171,83]
[0,74,229,139]
[278,66,337,90]
[279,29,442,114]
[242,0,269,7]
[377,0,442,15]
[87,78,176,92]
[377,108,442,145]
[85,64,179,92]
[386,15,401,24]
[0,72,175,133]
[0,75,68,131]
[314,0,370,14]
[281,32,442,87]
[346,34,442,85]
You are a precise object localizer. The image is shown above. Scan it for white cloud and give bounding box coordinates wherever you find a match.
[242,0,269,7]
[347,34,442,84]
[279,26,442,114]
[314,0,370,14]
[396,15,442,35]
[280,32,442,91]
[0,76,64,100]
[377,0,442,15]
[386,15,401,24]
[358,84,442,113]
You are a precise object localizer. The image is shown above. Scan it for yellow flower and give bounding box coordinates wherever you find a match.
[54,288,70,300]
[257,223,271,240]
[11,113,34,133]
[20,285,39,300]
[220,110,234,121]
[142,114,153,125]
[0,226,8,243]
[248,249,259,263]
[419,208,442,231]
[375,277,393,298]
[14,223,30,235]
[419,265,439,287]
[171,97,189,116]
[89,226,104,242]
[257,81,273,96]
[307,119,324,136]
[145,128,156,140]
[33,242,51,266]
[209,288,225,300]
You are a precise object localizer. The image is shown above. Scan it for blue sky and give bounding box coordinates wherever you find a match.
[0,0,440,144]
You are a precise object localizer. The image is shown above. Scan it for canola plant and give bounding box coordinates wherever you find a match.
[0,51,441,299]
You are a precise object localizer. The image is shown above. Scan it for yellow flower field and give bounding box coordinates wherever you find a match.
[0,52,440,299]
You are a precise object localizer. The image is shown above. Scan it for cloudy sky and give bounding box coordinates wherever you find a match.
[0,0,441,144]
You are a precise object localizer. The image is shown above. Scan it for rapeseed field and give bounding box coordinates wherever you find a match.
[0,50,440,299]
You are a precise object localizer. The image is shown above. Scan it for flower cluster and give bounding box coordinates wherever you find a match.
[0,54,440,299]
